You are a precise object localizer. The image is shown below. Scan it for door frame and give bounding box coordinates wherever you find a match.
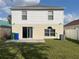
[22,27,33,39]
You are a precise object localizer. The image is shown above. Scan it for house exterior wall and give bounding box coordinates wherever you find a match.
[65,25,79,29]
[11,10,64,24]
[11,9,64,40]
[65,25,79,40]
[12,24,63,40]
[65,29,79,40]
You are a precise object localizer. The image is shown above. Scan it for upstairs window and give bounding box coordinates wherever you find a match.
[22,10,27,20]
[45,27,55,36]
[48,11,53,20]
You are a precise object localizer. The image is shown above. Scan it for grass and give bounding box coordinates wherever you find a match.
[45,39,79,59]
[0,39,79,59]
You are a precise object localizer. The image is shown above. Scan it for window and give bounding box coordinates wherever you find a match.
[22,10,27,20]
[48,11,53,20]
[45,29,49,36]
[45,27,55,36]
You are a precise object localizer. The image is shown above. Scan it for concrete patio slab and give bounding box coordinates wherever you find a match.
[5,39,45,43]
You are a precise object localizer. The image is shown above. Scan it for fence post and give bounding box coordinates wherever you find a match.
[76,28,79,40]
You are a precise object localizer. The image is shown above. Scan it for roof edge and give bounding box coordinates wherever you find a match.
[11,5,64,10]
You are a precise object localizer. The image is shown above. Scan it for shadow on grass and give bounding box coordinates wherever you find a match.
[54,39,61,40]
[52,38,61,41]
[0,41,49,59]
[66,38,79,44]
[45,38,61,40]
[0,41,17,59]
[16,43,49,59]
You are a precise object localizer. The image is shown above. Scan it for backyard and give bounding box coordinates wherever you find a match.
[0,39,79,59]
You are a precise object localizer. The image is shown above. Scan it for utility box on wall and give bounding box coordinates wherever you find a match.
[60,34,65,40]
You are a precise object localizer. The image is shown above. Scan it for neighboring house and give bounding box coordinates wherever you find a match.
[11,5,64,42]
[65,19,79,40]
[0,20,11,39]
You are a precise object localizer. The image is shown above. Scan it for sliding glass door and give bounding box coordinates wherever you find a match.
[23,27,33,38]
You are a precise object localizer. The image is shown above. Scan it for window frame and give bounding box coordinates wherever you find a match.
[45,27,55,36]
[22,27,33,38]
[45,29,49,36]
[48,10,53,20]
[22,10,27,20]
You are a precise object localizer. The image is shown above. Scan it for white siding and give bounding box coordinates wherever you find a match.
[65,29,79,40]
[11,10,64,24]
[12,10,22,24]
[53,10,64,24]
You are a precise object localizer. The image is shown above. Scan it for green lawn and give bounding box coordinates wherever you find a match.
[45,39,79,59]
[0,39,79,59]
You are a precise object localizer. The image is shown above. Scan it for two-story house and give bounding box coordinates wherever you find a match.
[11,5,64,42]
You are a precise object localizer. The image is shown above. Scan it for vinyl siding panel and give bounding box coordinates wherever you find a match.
[11,10,64,24]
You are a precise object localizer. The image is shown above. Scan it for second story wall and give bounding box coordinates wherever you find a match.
[11,10,64,24]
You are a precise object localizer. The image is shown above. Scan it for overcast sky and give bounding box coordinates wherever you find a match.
[0,0,79,24]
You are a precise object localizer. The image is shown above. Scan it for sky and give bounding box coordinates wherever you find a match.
[0,0,79,24]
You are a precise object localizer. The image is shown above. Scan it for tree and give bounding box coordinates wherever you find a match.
[7,15,11,24]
